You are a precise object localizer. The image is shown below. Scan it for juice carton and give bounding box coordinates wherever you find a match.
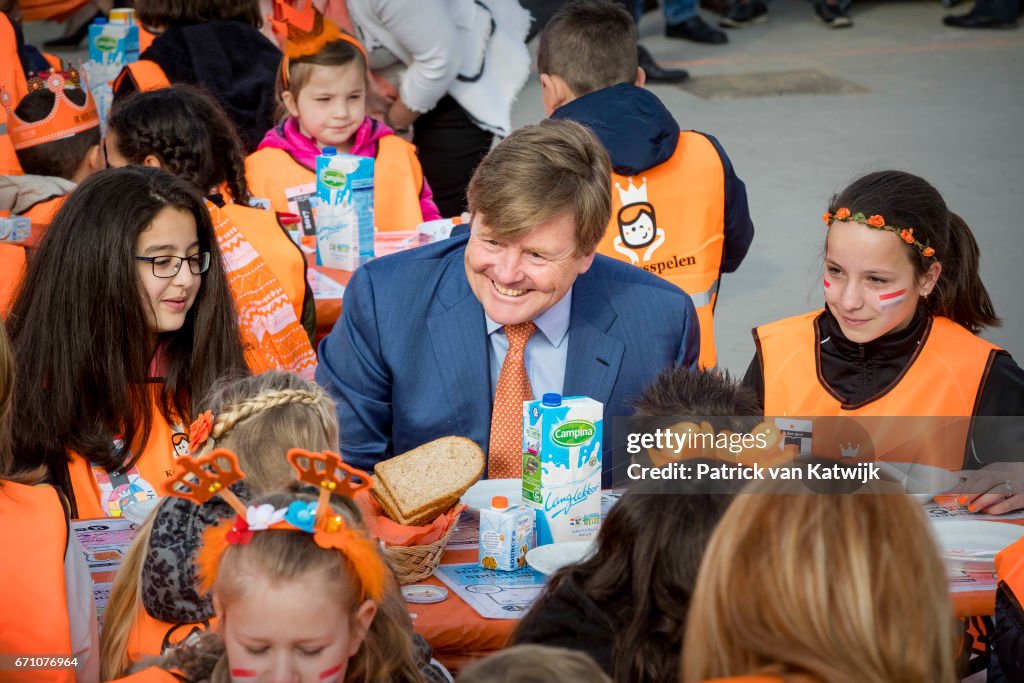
[478,496,534,572]
[88,17,139,67]
[522,394,603,546]
[315,148,375,270]
[0,212,31,242]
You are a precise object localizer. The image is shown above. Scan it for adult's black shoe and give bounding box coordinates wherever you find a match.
[637,45,690,83]
[943,11,1017,27]
[665,16,729,44]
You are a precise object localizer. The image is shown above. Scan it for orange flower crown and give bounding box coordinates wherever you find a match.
[823,208,937,260]
[163,448,385,601]
[271,0,367,90]
[0,70,99,151]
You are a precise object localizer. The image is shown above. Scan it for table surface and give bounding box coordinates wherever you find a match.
[305,253,351,344]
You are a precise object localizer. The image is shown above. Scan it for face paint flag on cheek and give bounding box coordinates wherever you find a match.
[230,670,258,682]
[879,288,908,311]
[823,278,831,289]
[319,664,344,682]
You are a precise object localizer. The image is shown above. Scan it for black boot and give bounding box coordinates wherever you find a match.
[637,45,690,84]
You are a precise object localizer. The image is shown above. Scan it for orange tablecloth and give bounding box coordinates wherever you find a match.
[304,252,351,344]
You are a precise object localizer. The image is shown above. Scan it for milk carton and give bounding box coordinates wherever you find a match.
[522,394,603,546]
[478,496,534,572]
[315,148,375,270]
[88,17,139,67]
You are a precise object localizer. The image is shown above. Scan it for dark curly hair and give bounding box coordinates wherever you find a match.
[107,85,251,205]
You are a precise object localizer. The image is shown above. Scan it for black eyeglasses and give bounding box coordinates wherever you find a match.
[135,253,211,278]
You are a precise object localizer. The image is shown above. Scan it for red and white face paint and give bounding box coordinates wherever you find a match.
[823,220,937,344]
[220,572,376,683]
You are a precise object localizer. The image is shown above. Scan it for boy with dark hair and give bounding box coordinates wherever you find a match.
[1,71,103,226]
[538,0,754,370]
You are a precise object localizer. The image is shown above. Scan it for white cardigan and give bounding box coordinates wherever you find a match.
[347,0,531,136]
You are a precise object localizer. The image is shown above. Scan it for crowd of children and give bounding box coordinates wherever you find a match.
[2,0,1023,681]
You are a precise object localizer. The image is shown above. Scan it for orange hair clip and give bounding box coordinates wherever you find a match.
[287,448,371,526]
[272,0,367,90]
[162,449,248,516]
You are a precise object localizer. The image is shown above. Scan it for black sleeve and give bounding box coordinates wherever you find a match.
[741,353,765,412]
[968,351,1024,467]
[702,133,754,274]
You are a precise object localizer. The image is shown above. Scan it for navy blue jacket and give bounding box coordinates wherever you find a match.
[551,83,754,273]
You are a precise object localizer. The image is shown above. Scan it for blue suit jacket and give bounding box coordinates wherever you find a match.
[316,234,699,482]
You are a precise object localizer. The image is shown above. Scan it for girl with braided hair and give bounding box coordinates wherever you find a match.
[101,371,339,679]
[106,84,318,381]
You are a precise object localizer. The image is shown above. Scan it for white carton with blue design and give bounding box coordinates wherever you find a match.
[88,17,139,66]
[521,394,603,545]
[315,148,375,270]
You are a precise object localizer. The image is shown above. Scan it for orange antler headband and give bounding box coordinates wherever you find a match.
[0,71,99,151]
[271,0,367,90]
[164,448,386,601]
[823,208,937,260]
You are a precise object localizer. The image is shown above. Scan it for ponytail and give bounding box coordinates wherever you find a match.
[100,513,156,680]
[927,212,1000,333]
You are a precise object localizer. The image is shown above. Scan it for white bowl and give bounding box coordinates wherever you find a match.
[525,541,596,575]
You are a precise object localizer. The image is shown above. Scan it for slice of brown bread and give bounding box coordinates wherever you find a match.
[371,476,410,525]
[374,436,484,526]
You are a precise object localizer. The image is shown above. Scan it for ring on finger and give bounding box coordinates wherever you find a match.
[1002,480,1014,498]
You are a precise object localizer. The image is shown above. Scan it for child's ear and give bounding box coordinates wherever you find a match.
[142,155,163,169]
[281,90,301,119]
[347,599,378,658]
[539,74,574,117]
[635,66,647,88]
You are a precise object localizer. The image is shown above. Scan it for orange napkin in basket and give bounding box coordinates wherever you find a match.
[357,491,466,546]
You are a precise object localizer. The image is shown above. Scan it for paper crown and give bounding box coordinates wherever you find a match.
[270,0,365,61]
[0,71,99,151]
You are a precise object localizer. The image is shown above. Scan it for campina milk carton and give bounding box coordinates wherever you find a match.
[315,148,375,270]
[88,16,139,67]
[522,393,603,545]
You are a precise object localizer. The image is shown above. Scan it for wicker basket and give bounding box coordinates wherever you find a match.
[382,520,459,585]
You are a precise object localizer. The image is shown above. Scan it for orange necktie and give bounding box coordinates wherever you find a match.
[488,322,537,478]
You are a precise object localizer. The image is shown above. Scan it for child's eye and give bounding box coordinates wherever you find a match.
[152,257,173,268]
[826,266,842,276]
[299,647,325,657]
[867,276,888,284]
[244,646,269,656]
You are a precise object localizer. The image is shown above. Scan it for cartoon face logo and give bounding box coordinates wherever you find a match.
[171,431,190,457]
[617,202,657,249]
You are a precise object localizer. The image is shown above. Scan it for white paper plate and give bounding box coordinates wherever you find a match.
[931,520,1024,571]
[877,462,960,502]
[462,478,523,514]
[525,541,596,575]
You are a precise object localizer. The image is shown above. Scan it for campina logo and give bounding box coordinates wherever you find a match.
[552,420,596,447]
[96,36,119,52]
[320,169,347,189]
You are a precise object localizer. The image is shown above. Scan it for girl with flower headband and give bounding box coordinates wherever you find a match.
[112,486,430,683]
[7,166,249,520]
[105,85,319,381]
[744,170,1024,513]
[101,371,339,679]
[246,7,441,232]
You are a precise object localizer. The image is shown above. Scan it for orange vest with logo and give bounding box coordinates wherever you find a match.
[127,610,215,669]
[66,388,187,520]
[756,311,999,469]
[0,483,75,683]
[113,60,171,95]
[245,135,425,232]
[0,242,27,315]
[599,132,725,369]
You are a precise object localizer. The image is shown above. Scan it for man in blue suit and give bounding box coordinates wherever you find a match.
[316,119,699,485]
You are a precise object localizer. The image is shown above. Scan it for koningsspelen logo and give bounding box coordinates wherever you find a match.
[552,420,596,447]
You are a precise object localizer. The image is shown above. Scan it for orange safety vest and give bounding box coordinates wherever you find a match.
[22,194,66,228]
[0,242,27,316]
[208,201,317,379]
[996,535,1024,620]
[1,13,27,175]
[108,666,187,683]
[245,135,426,232]
[598,132,725,369]
[113,60,172,95]
[66,388,187,520]
[128,610,215,669]
[756,311,1000,469]
[0,483,75,683]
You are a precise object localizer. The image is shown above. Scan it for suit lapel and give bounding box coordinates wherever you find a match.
[426,254,492,438]
[564,281,624,406]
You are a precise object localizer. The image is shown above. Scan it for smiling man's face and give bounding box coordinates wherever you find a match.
[464,212,596,326]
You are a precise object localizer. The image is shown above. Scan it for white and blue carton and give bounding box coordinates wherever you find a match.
[521,393,603,545]
[478,496,534,572]
[88,17,139,67]
[315,147,375,270]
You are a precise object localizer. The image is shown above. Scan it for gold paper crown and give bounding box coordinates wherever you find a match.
[0,71,99,151]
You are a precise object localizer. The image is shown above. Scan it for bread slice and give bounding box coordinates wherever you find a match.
[370,475,410,525]
[374,436,484,526]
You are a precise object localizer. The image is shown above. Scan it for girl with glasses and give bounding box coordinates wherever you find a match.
[6,166,249,519]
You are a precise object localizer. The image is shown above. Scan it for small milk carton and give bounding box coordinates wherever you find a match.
[478,496,534,572]
[315,148,375,270]
[88,17,139,67]
[522,394,603,546]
